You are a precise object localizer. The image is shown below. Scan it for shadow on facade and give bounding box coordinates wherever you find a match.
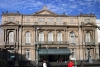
[0,48,34,67]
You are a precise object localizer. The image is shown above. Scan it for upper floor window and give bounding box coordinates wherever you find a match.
[86,32,90,42]
[9,31,14,43]
[70,31,75,43]
[85,19,90,23]
[57,32,62,41]
[25,49,31,60]
[27,18,30,21]
[25,32,31,44]
[39,32,44,41]
[47,18,54,22]
[70,19,73,22]
[8,17,15,22]
[56,18,62,22]
[38,18,44,22]
[48,32,53,41]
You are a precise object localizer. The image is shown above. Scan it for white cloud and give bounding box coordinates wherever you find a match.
[0,0,44,11]
[0,0,99,18]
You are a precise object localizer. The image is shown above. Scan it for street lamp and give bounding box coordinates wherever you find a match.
[35,26,41,67]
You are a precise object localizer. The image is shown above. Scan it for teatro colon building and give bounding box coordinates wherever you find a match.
[0,6,99,64]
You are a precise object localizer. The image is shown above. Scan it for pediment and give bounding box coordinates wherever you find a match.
[2,22,19,25]
[34,6,56,15]
[82,22,96,27]
[34,10,56,15]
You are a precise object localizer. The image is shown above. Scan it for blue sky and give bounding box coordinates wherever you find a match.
[0,0,100,23]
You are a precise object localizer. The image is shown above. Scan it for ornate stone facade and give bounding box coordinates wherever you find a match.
[0,6,99,62]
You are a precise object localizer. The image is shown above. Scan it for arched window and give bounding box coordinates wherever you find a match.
[70,32,75,43]
[48,32,53,41]
[39,32,44,41]
[86,32,90,42]
[9,31,14,43]
[57,32,62,41]
[25,32,31,43]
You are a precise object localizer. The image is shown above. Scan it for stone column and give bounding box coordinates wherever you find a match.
[92,30,94,41]
[34,29,35,43]
[67,30,69,43]
[19,28,21,45]
[78,28,80,60]
[93,29,95,42]
[66,30,68,42]
[4,29,6,43]
[95,28,98,44]
[82,30,85,45]
[16,29,19,44]
[6,29,8,44]
[2,29,4,44]
[14,29,17,43]
[44,29,47,42]
[64,30,66,41]
[55,29,56,42]
[93,48,95,59]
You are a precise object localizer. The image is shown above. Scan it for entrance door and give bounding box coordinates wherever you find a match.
[48,55,55,62]
[39,54,70,62]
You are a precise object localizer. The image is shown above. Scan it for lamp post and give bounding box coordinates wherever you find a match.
[35,26,41,67]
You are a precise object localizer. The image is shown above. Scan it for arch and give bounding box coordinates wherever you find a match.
[25,31,31,44]
[57,31,62,41]
[39,32,44,41]
[48,32,53,41]
[85,31,90,42]
[9,31,14,43]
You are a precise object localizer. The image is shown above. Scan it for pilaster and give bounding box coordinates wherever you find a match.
[44,29,47,41]
[54,29,56,42]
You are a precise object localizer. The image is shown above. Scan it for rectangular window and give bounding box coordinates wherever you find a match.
[25,50,31,60]
[85,19,90,23]
[57,18,62,22]
[57,32,62,42]
[38,18,44,22]
[8,17,15,22]
[48,32,53,42]
[70,32,75,44]
[71,49,75,58]
[26,32,31,44]
[39,32,44,42]
[86,32,90,42]
[9,32,14,43]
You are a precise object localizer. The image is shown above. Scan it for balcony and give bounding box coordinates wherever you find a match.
[4,42,16,48]
[38,41,69,45]
[85,42,95,47]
